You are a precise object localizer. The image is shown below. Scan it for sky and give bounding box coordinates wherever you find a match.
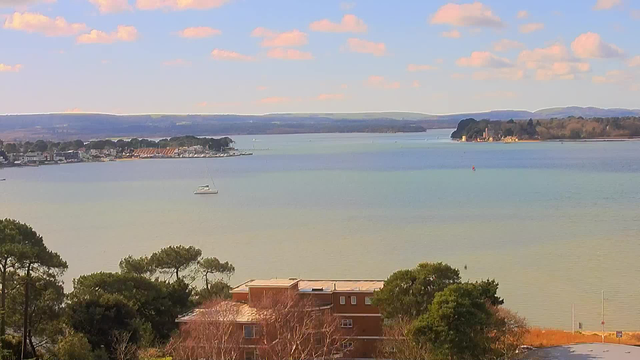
[1,0,640,115]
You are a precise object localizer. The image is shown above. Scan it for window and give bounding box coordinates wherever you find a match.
[351,296,357,305]
[341,319,353,328]
[365,296,373,305]
[244,325,257,338]
[245,350,259,360]
[340,296,346,305]
[342,341,354,350]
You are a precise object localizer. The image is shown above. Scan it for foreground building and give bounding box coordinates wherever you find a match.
[177,278,384,360]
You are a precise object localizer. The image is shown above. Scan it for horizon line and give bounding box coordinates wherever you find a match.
[2,105,640,117]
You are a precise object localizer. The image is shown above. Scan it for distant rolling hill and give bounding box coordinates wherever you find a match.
[1,107,639,140]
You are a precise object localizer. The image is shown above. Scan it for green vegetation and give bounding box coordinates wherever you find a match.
[0,218,233,360]
[1,136,234,154]
[452,116,640,141]
[374,262,525,360]
[2,219,526,360]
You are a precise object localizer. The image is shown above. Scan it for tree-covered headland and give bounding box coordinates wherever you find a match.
[451,116,640,141]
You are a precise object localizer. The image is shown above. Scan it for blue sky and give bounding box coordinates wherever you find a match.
[1,0,639,114]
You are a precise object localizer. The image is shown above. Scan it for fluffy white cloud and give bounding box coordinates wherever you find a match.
[267,48,313,60]
[309,14,367,33]
[431,2,504,28]
[3,12,87,36]
[211,49,254,61]
[77,25,138,44]
[178,26,221,38]
[517,44,590,81]
[593,0,621,10]
[518,44,573,68]
[0,0,56,8]
[456,51,513,68]
[493,39,524,52]
[571,32,624,59]
[366,75,400,89]
[135,0,229,11]
[346,38,386,56]
[407,64,438,72]
[517,10,529,19]
[472,68,524,81]
[519,23,544,34]
[0,63,23,72]
[441,29,461,38]
[592,70,630,83]
[251,28,308,47]
[89,0,132,14]
[536,62,591,81]
[628,56,640,67]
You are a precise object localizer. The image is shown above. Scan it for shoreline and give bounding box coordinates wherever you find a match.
[0,151,253,169]
[525,328,640,347]
[456,137,640,143]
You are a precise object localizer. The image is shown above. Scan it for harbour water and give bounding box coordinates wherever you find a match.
[1,129,639,330]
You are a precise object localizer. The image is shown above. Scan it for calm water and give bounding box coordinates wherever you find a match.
[1,129,640,331]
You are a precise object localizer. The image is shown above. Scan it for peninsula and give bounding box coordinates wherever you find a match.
[451,116,640,142]
[0,135,250,167]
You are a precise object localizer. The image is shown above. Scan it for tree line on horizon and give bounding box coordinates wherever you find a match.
[0,136,235,156]
[451,116,640,141]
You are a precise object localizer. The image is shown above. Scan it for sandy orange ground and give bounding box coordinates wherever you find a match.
[525,328,640,347]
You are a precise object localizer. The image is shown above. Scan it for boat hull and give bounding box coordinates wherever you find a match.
[194,190,218,195]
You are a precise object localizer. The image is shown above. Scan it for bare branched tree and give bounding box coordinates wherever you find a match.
[489,307,528,360]
[376,317,430,360]
[112,331,137,360]
[255,292,344,360]
[167,299,244,360]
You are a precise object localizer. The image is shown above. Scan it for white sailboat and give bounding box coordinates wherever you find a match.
[194,169,219,195]
[194,184,218,195]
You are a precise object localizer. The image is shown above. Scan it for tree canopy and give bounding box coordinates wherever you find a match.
[451,116,640,141]
[373,262,461,319]
[375,262,526,360]
[0,219,67,360]
[149,245,202,281]
[118,256,155,278]
[411,283,496,360]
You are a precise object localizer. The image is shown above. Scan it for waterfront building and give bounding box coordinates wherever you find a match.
[177,278,385,359]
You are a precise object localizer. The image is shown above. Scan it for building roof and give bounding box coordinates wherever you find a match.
[299,280,384,292]
[231,279,384,293]
[177,302,261,323]
[246,279,301,288]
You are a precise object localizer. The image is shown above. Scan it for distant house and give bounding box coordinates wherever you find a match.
[132,148,177,158]
[24,152,45,163]
[53,152,66,162]
[103,148,117,157]
[63,151,81,162]
[9,153,24,163]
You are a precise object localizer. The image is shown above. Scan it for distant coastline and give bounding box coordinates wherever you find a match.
[3,106,640,141]
[451,117,640,142]
[0,135,251,168]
